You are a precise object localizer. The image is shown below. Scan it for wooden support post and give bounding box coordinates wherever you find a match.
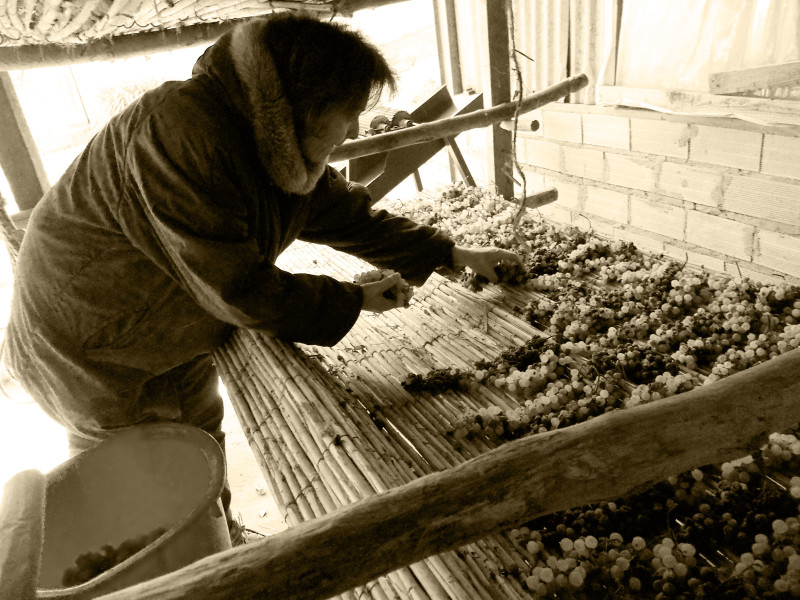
[482,0,513,200]
[0,72,49,211]
[93,347,800,600]
[432,0,463,94]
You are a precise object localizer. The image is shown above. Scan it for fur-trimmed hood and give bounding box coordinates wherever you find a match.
[193,17,327,195]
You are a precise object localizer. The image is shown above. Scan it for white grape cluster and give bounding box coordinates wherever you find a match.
[625,370,699,408]
[353,268,414,307]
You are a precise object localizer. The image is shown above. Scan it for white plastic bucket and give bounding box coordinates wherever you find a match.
[37,422,231,598]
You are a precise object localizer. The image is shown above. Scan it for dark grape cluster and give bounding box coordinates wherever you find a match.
[62,526,167,587]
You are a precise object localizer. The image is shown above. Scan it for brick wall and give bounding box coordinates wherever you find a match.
[508,104,800,285]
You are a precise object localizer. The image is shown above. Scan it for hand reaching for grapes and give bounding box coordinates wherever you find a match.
[357,270,413,313]
[452,246,524,284]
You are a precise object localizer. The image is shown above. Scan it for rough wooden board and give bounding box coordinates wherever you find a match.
[709,60,800,94]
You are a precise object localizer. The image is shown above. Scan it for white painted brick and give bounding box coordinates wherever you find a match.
[605,152,657,191]
[575,213,616,238]
[690,125,762,171]
[722,175,800,226]
[664,242,728,274]
[724,261,798,286]
[582,114,630,150]
[630,119,690,159]
[542,110,582,143]
[583,187,628,224]
[542,177,582,212]
[762,134,800,180]
[562,146,604,181]
[755,229,800,279]
[686,211,755,261]
[615,227,666,255]
[685,249,727,274]
[522,138,561,171]
[538,203,574,225]
[630,197,685,240]
[658,162,722,207]
[518,168,546,190]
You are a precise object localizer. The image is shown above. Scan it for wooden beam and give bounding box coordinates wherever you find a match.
[0,72,48,210]
[482,0,513,199]
[710,61,800,95]
[330,74,588,162]
[91,347,800,600]
[0,19,247,70]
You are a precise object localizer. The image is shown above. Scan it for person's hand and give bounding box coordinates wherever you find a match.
[452,246,523,283]
[360,272,409,313]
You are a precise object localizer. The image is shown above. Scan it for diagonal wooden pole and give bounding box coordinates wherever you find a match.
[92,347,800,600]
[329,74,589,162]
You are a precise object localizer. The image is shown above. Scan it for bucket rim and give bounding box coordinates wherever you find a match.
[37,422,226,596]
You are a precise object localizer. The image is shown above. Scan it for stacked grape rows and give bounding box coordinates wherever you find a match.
[384,183,800,599]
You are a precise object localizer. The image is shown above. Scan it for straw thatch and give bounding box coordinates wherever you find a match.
[0,0,406,68]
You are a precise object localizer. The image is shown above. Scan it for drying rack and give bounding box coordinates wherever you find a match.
[12,74,799,600]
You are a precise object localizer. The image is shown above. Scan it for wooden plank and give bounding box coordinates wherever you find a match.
[710,60,800,94]
[597,85,800,125]
[0,72,48,210]
[93,346,800,600]
[0,470,46,600]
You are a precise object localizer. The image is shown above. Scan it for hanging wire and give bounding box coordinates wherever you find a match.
[506,0,533,253]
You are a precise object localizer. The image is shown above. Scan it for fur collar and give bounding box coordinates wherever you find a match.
[229,18,327,195]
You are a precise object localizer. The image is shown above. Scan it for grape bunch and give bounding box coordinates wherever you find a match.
[354,268,414,307]
[459,259,531,292]
[62,526,167,587]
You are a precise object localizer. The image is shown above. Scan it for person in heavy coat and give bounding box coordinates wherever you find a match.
[4,11,520,542]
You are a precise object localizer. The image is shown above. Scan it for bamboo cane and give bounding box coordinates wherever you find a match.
[329,74,589,162]
[232,336,351,512]
[234,340,463,600]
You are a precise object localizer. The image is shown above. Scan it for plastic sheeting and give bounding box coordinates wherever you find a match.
[614,0,799,94]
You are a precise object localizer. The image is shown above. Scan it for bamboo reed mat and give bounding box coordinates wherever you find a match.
[214,239,543,600]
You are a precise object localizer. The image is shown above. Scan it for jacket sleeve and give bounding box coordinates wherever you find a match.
[119,113,362,347]
[300,168,456,286]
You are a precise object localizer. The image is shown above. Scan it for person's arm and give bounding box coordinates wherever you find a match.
[451,245,524,283]
[302,168,523,285]
[299,168,455,286]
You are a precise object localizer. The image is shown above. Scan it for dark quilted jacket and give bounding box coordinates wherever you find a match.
[4,16,454,434]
